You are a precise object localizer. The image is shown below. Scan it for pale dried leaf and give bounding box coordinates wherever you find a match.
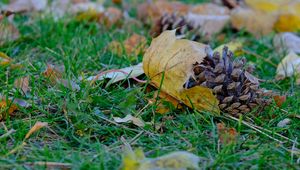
[0,22,19,45]
[25,121,48,139]
[87,63,144,84]
[4,0,47,12]
[186,13,230,37]
[143,30,219,114]
[230,7,277,36]
[276,52,300,84]
[113,114,145,127]
[277,118,291,128]
[191,3,230,15]
[274,32,300,54]
[14,76,30,94]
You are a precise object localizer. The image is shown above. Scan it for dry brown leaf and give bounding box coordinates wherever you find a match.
[113,114,145,127]
[0,21,19,45]
[276,52,300,84]
[109,34,147,58]
[274,32,300,54]
[230,7,277,36]
[137,1,189,24]
[217,123,237,145]
[25,121,48,139]
[14,76,30,94]
[43,64,62,84]
[101,7,123,27]
[191,3,230,15]
[0,99,18,121]
[273,95,286,107]
[143,30,220,114]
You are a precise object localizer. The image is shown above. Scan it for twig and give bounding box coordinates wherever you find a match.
[226,115,298,145]
[24,162,71,169]
[0,129,16,141]
[242,49,277,67]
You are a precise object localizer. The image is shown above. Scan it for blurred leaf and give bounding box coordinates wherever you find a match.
[0,21,19,46]
[0,99,18,121]
[273,95,286,107]
[217,123,237,145]
[274,32,300,54]
[0,52,12,66]
[121,147,200,170]
[3,0,47,13]
[276,52,300,84]
[14,76,30,94]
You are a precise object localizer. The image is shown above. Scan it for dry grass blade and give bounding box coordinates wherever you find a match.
[24,162,71,169]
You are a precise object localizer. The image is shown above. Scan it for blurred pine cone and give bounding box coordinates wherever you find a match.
[184,46,273,116]
[151,13,201,41]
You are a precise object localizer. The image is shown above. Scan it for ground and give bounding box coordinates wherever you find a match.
[0,0,299,169]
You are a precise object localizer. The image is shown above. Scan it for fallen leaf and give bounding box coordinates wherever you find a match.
[14,76,30,94]
[101,7,123,27]
[113,114,145,127]
[217,123,237,145]
[274,32,300,54]
[230,7,277,36]
[186,13,230,37]
[87,63,144,84]
[109,34,147,58]
[0,99,18,121]
[273,95,286,107]
[276,51,300,84]
[3,0,47,13]
[122,147,200,170]
[25,121,48,139]
[213,39,244,54]
[244,0,288,13]
[274,13,300,32]
[191,3,230,15]
[277,118,291,128]
[0,52,13,66]
[42,64,62,84]
[143,30,219,114]
[137,1,189,24]
[0,21,19,45]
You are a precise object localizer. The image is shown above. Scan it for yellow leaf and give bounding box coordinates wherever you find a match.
[214,40,244,55]
[274,13,300,32]
[276,52,300,84]
[143,30,220,114]
[0,52,12,66]
[25,121,48,139]
[0,99,18,121]
[121,147,200,170]
[245,0,288,13]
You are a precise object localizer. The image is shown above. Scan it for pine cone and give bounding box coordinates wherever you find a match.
[151,13,201,41]
[184,46,272,116]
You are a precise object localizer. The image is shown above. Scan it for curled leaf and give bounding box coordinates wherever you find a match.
[25,121,48,139]
[276,52,300,84]
[113,114,145,127]
[143,30,219,114]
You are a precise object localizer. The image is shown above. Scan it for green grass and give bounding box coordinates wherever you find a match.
[0,2,300,170]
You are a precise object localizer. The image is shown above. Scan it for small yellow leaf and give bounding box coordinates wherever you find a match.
[121,147,200,170]
[0,52,12,66]
[0,99,18,121]
[214,40,244,55]
[25,121,48,139]
[143,30,220,114]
